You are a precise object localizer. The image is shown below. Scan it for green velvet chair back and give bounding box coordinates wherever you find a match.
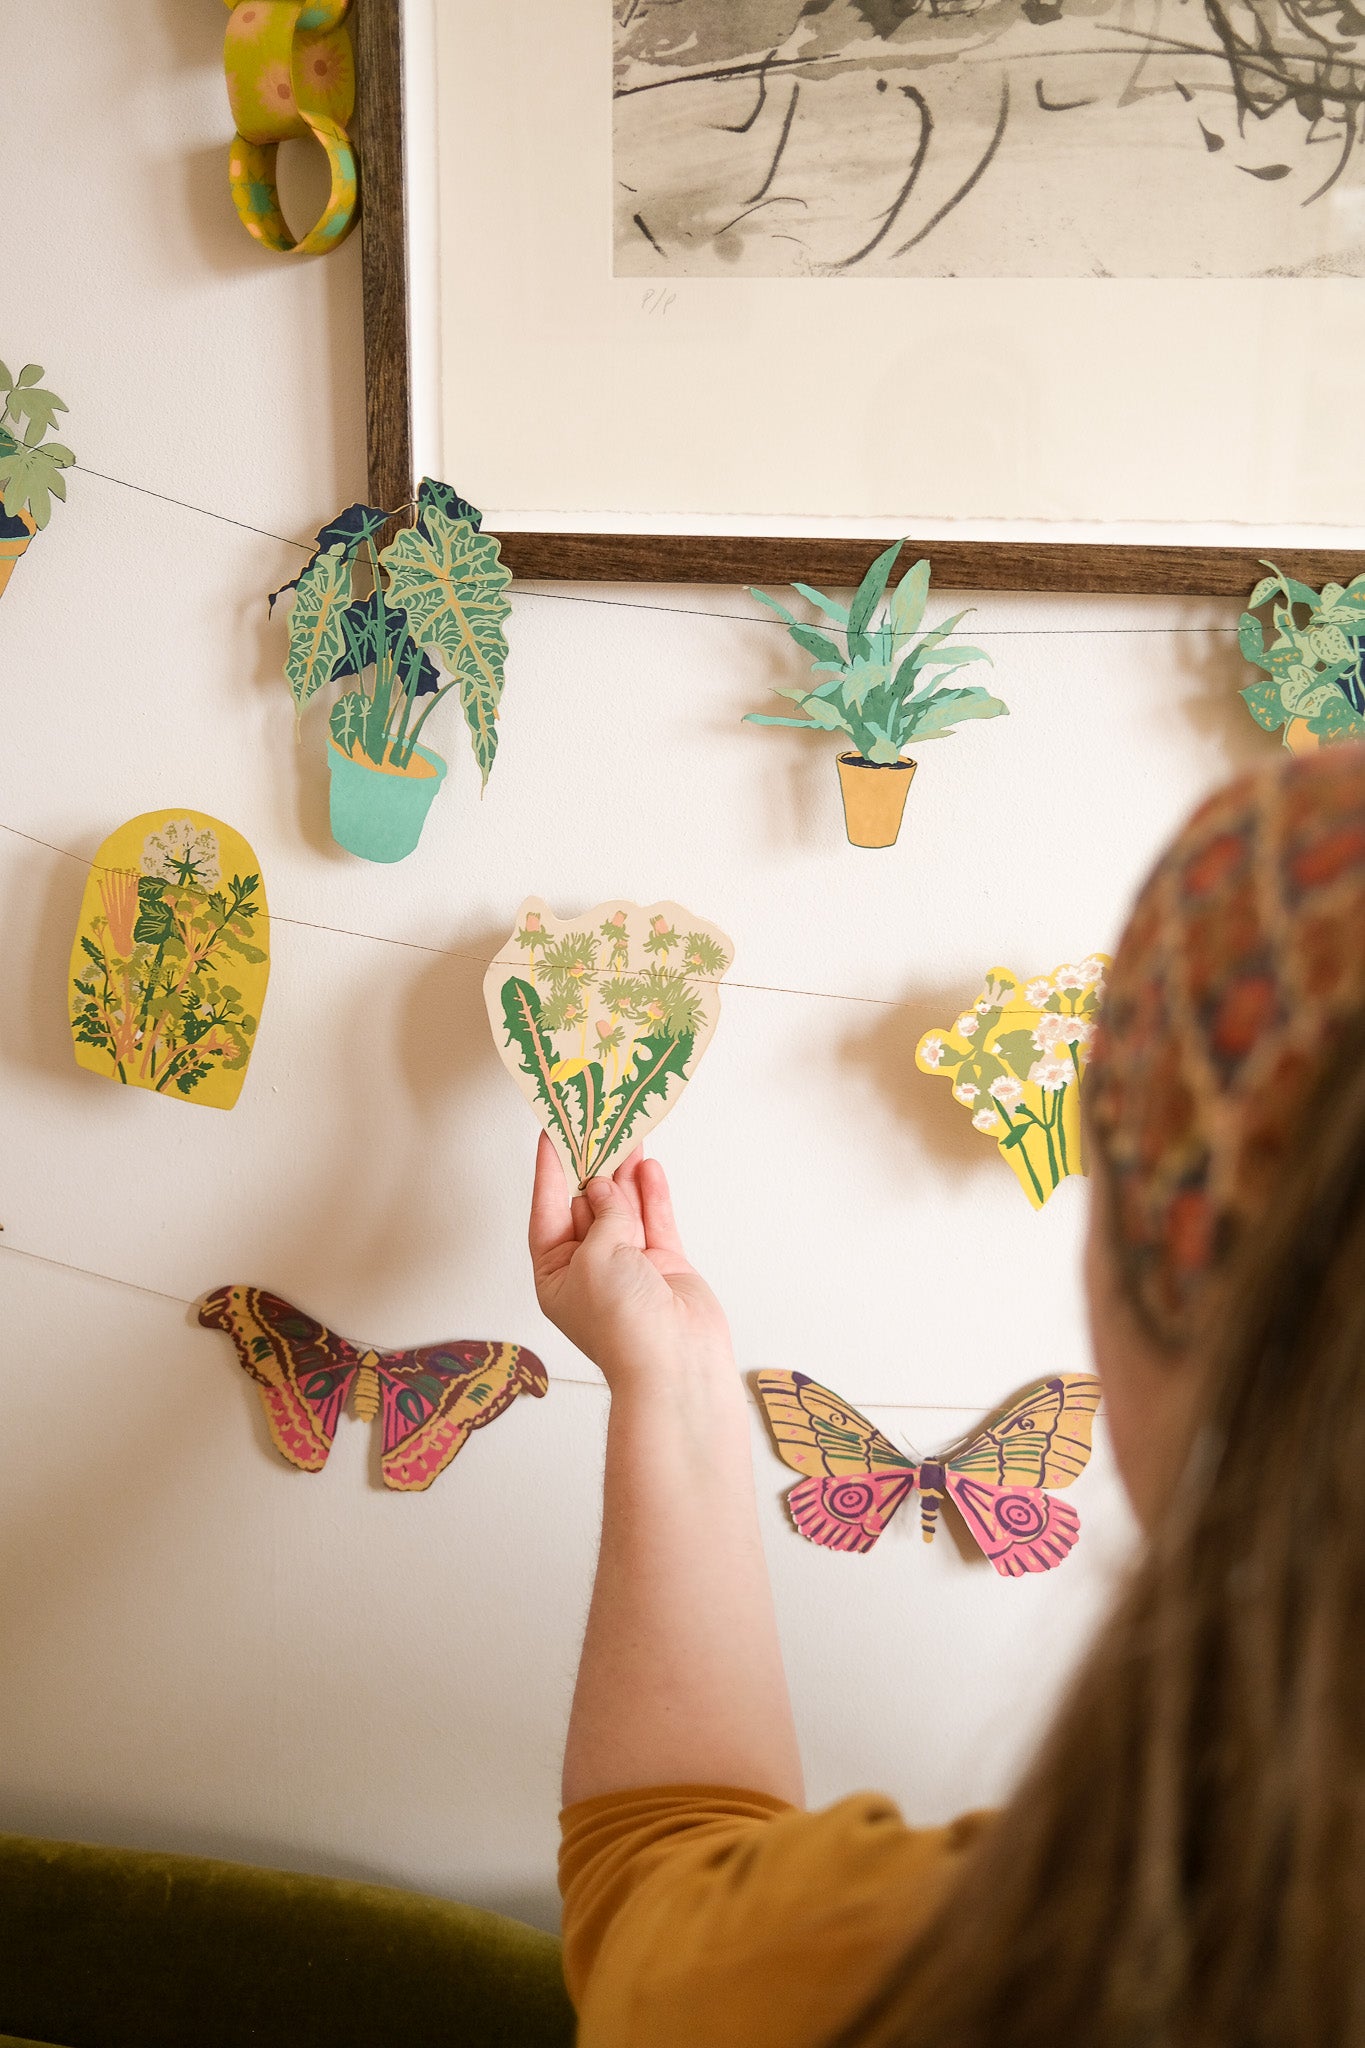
[0,1835,575,2048]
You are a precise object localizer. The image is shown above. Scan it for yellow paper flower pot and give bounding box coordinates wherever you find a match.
[0,511,36,602]
[835,752,917,848]
[1284,716,1322,756]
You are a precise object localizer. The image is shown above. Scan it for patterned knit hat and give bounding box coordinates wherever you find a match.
[1088,747,1365,1347]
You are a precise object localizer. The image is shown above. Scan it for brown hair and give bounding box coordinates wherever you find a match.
[839,1005,1365,2047]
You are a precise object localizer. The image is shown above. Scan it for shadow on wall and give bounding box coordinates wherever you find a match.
[839,978,998,1178]
[1,839,89,1091]
[0,828,512,1361]
[132,0,367,854]
[720,606,836,856]
[395,921,506,1117]
[238,941,508,1347]
[1176,610,1275,770]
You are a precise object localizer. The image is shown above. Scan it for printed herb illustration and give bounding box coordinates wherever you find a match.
[484,899,734,1186]
[916,958,1109,1208]
[68,812,270,1111]
[1237,563,1365,752]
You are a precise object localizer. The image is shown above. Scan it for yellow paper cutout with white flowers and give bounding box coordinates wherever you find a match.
[916,957,1110,1208]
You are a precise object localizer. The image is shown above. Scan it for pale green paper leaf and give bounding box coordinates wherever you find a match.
[801,696,855,732]
[849,540,904,641]
[791,582,849,626]
[329,690,368,756]
[888,558,930,643]
[749,586,802,629]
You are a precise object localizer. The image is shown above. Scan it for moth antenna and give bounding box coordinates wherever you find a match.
[353,1354,381,1422]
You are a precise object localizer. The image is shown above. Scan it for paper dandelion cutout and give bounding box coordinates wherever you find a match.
[916,958,1109,1207]
[485,898,734,1187]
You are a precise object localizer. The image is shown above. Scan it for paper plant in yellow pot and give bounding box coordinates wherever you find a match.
[1237,562,1365,754]
[745,543,1007,848]
[270,478,511,863]
[916,958,1109,1208]
[0,362,72,602]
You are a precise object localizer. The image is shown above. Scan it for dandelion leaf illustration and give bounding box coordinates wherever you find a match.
[67,810,270,1111]
[915,958,1110,1208]
[380,506,511,787]
[590,1032,696,1177]
[484,898,734,1186]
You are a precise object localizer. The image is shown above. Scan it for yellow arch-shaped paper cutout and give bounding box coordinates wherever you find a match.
[68,811,270,1111]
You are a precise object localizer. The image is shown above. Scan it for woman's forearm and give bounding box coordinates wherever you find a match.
[562,1361,805,1810]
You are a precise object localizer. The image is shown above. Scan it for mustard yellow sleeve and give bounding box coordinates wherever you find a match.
[559,1785,990,2048]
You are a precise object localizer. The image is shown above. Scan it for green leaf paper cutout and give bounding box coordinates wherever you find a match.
[380,507,512,787]
[285,551,354,713]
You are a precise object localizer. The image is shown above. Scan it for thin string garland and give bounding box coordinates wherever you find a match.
[68,460,1243,639]
[0,815,904,1008]
[0,461,1129,1418]
[0,1240,994,1416]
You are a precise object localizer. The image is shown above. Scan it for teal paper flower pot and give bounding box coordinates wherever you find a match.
[326,739,448,863]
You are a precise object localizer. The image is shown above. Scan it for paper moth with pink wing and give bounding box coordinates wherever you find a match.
[199,1286,547,1492]
[755,1371,1101,1576]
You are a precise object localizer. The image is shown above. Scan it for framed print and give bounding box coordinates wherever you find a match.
[355,0,1365,589]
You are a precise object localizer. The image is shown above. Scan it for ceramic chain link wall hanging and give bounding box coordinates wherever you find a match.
[222,1,358,255]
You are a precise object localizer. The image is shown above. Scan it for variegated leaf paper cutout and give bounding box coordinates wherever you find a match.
[484,899,734,1186]
[915,957,1110,1208]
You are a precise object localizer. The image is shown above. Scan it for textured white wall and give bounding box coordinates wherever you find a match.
[0,2,1270,1932]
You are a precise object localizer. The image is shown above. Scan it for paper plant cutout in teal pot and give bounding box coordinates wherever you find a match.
[1238,562,1365,754]
[0,361,73,603]
[270,478,511,862]
[744,543,1007,850]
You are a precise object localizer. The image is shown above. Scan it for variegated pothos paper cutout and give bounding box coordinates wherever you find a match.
[484,898,734,1185]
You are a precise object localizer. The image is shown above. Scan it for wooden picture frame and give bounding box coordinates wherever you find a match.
[353,0,1363,597]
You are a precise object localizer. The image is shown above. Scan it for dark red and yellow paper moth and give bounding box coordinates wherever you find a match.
[757,1370,1101,1576]
[200,1285,546,1492]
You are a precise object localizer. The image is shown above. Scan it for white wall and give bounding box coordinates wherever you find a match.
[0,2,1271,1932]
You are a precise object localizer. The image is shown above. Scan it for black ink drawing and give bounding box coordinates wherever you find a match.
[613,0,1365,274]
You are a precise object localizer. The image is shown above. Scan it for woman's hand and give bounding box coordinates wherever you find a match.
[528,1133,733,1392]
